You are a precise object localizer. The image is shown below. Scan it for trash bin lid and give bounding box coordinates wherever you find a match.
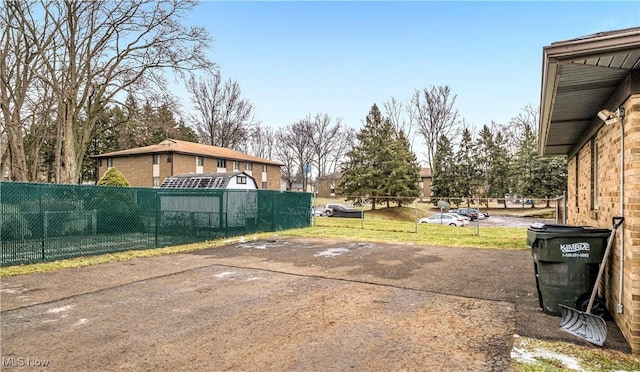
[528,223,610,235]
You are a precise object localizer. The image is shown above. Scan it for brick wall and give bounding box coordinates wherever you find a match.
[420,177,432,201]
[566,94,640,353]
[98,152,283,190]
[97,155,153,187]
[317,175,341,196]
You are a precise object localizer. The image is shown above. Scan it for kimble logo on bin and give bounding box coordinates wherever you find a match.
[560,242,590,258]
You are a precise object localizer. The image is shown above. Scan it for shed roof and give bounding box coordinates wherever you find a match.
[93,139,283,166]
[539,27,640,158]
[161,171,256,189]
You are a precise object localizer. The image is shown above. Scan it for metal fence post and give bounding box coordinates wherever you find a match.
[43,211,48,261]
[414,199,418,233]
[155,191,159,247]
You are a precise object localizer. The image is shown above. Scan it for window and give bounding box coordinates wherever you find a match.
[237,176,247,184]
[591,139,598,211]
[245,162,252,171]
[167,155,172,163]
[262,181,267,189]
[233,161,239,170]
[196,156,204,166]
[262,164,267,172]
[153,154,159,164]
[107,158,113,167]
[217,159,226,168]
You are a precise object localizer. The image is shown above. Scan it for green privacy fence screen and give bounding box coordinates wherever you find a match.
[1,182,312,267]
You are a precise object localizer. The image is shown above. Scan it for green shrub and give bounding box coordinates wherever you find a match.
[97,168,130,186]
[91,187,145,233]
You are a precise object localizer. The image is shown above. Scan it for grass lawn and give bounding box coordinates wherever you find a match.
[286,218,527,250]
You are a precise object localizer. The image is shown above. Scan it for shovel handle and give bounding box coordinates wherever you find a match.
[613,217,624,230]
[586,216,624,314]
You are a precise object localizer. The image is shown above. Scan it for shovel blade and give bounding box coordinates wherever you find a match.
[559,305,607,346]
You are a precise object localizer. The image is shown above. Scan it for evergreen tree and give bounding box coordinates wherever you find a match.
[381,129,421,207]
[376,117,398,208]
[487,131,511,207]
[430,135,457,203]
[338,104,387,209]
[510,123,540,207]
[339,104,420,210]
[82,106,124,182]
[535,156,567,207]
[456,128,481,204]
[475,125,494,207]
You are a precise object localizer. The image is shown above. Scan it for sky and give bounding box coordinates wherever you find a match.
[184,1,639,134]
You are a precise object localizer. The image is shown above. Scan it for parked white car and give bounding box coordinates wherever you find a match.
[418,213,467,227]
[447,213,471,226]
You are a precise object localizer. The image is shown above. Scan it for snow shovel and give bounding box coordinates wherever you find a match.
[559,216,624,346]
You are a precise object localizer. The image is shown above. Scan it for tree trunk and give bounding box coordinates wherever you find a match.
[5,125,29,181]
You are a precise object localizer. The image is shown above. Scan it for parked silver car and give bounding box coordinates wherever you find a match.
[418,213,467,227]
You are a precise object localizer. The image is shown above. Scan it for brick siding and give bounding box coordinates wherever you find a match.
[566,94,640,353]
[97,153,282,190]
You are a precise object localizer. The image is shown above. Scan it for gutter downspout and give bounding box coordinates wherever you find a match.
[618,108,626,314]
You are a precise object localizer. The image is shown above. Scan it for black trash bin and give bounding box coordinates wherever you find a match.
[526,223,611,316]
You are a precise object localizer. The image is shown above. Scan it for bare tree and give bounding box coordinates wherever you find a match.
[187,71,258,150]
[328,126,356,175]
[5,0,212,183]
[277,119,314,191]
[307,113,346,179]
[409,86,460,169]
[248,123,275,160]
[0,0,47,180]
[274,128,297,190]
[384,97,414,148]
[500,103,539,155]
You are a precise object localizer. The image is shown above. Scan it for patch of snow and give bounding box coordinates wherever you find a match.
[0,288,22,294]
[511,346,582,371]
[246,277,262,281]
[215,272,235,278]
[47,305,72,313]
[314,248,350,257]
[73,319,88,326]
[238,243,266,250]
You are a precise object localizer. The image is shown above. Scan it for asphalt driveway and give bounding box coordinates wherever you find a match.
[0,237,630,370]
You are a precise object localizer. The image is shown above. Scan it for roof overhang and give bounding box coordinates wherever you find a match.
[539,27,640,158]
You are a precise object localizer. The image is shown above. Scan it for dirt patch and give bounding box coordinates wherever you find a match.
[0,237,630,370]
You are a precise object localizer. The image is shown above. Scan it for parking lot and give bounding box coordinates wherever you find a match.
[0,236,629,370]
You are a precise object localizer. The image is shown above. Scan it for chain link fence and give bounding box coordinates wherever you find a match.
[311,194,565,232]
[1,182,311,267]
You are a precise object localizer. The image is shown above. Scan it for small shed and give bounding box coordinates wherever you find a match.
[158,172,258,230]
[160,172,257,189]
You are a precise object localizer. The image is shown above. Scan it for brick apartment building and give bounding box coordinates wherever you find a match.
[539,27,640,353]
[93,139,283,190]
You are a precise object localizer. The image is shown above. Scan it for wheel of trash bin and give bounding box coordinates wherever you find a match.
[576,293,607,318]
